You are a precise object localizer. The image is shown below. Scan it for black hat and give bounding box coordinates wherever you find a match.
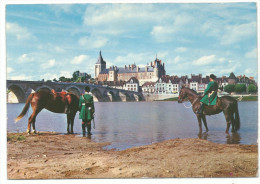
[210,74,216,80]
[85,86,90,92]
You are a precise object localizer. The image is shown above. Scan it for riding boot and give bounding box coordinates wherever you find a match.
[82,124,86,137]
[196,103,205,115]
[87,123,92,135]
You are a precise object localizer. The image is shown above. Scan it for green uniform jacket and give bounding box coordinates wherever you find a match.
[200,81,218,105]
[79,93,95,121]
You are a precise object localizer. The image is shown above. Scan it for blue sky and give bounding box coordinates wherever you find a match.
[6,3,258,81]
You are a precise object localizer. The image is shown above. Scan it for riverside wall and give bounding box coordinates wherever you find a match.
[142,93,178,101]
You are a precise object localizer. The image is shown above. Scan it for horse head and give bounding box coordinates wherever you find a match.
[178,86,188,103]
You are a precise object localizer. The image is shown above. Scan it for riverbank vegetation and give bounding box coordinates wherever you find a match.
[7,134,26,141]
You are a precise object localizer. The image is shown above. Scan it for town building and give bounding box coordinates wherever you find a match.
[123,77,140,92]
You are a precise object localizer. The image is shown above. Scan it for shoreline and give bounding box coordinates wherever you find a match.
[7,132,258,179]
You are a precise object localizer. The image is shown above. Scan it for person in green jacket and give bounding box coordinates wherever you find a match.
[79,86,95,136]
[197,74,218,115]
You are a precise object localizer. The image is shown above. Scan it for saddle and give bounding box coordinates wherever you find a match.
[51,89,71,104]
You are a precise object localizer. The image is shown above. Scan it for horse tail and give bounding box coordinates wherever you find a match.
[15,93,34,123]
[234,101,240,131]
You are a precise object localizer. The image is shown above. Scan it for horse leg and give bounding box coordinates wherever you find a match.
[223,110,231,134]
[66,114,71,134]
[70,113,76,134]
[230,113,235,133]
[27,107,42,135]
[201,115,209,132]
[196,115,203,133]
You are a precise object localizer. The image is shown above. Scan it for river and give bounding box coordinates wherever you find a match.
[7,101,258,150]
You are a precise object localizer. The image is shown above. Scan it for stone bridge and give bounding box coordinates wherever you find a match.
[7,80,144,103]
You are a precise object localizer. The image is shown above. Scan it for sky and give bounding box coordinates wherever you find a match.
[5,2,258,81]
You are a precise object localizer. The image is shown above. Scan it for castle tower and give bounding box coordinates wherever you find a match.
[95,51,106,79]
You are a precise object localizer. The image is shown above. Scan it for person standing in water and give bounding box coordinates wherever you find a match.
[79,86,95,136]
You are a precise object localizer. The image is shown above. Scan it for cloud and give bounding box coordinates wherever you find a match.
[173,56,182,64]
[221,22,256,45]
[192,55,216,65]
[54,46,65,53]
[78,36,108,49]
[70,55,89,65]
[114,52,155,65]
[41,59,55,69]
[49,4,73,15]
[6,22,33,40]
[18,54,35,63]
[40,70,73,80]
[7,67,14,73]
[83,4,173,36]
[9,74,33,80]
[245,48,257,58]
[175,47,187,53]
[150,25,175,43]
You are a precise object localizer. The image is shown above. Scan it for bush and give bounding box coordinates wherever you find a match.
[234,84,246,93]
[224,84,235,93]
[248,84,257,93]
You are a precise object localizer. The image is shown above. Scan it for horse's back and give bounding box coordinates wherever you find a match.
[219,95,237,103]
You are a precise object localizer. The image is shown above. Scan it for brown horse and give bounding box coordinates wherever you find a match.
[15,90,79,134]
[178,87,240,133]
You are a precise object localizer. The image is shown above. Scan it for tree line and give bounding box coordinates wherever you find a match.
[224,84,257,94]
[42,71,93,83]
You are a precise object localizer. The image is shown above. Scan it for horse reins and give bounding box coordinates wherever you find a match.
[183,97,199,108]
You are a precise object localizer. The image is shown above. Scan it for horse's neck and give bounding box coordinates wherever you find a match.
[187,90,198,104]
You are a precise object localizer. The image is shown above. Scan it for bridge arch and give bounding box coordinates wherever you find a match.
[134,94,143,101]
[104,90,117,102]
[7,84,26,103]
[65,86,81,96]
[119,91,132,102]
[35,85,52,92]
[91,88,104,102]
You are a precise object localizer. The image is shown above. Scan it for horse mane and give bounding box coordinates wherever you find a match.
[183,87,199,96]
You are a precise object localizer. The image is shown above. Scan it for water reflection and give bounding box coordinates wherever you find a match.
[198,132,209,140]
[198,132,241,144]
[226,132,241,144]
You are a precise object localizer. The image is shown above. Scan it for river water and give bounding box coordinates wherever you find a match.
[7,101,258,150]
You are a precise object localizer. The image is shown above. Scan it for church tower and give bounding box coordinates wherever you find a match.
[95,51,106,79]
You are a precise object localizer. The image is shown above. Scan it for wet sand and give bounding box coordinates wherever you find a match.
[7,132,258,179]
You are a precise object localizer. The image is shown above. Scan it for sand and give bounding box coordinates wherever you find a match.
[7,132,258,179]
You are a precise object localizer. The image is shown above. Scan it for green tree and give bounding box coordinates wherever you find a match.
[248,84,257,93]
[59,76,66,82]
[72,71,80,81]
[224,84,235,93]
[234,84,246,93]
[53,78,58,82]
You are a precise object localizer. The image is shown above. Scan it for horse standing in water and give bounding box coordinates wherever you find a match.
[178,87,240,133]
[15,90,79,134]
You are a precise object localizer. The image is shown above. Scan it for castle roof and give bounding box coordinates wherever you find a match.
[99,68,109,74]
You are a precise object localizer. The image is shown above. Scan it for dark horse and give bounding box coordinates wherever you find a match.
[15,90,79,134]
[178,87,240,133]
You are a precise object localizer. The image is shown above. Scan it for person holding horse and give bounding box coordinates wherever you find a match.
[79,86,95,136]
[197,74,218,115]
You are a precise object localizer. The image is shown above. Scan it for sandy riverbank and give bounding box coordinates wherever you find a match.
[7,132,258,179]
